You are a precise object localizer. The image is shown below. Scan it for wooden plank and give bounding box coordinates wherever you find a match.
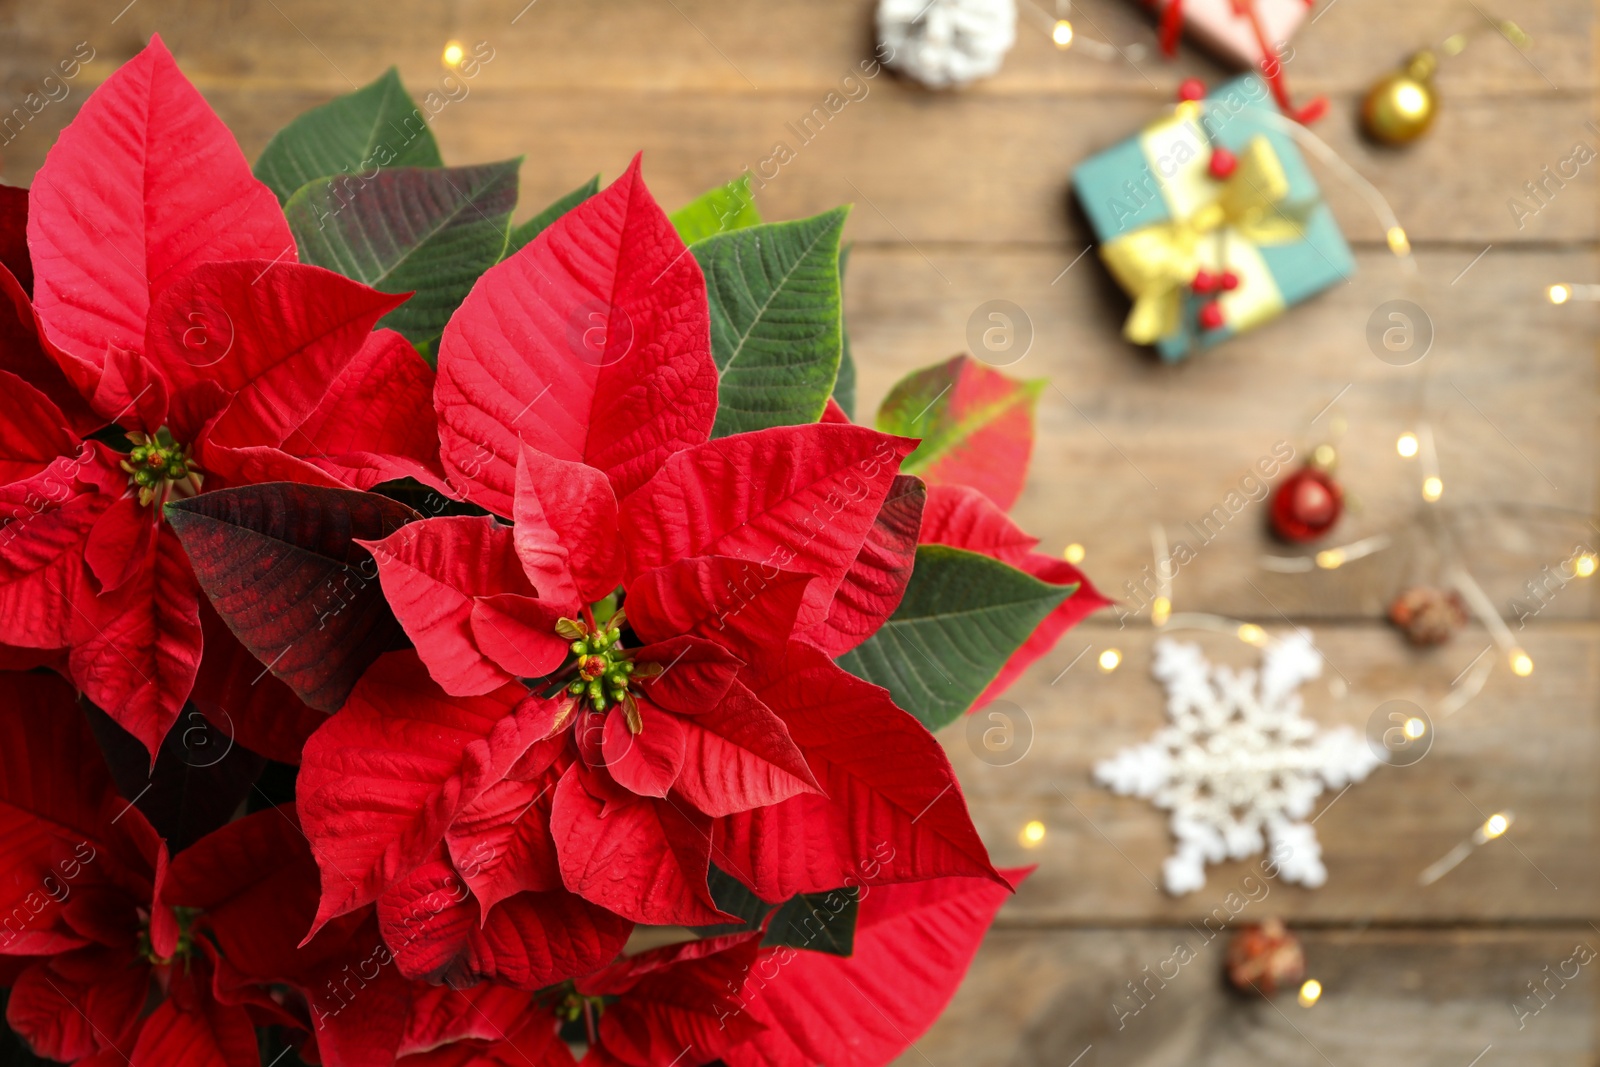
[2,85,1594,245]
[943,623,1600,924]
[907,926,1597,1066]
[9,0,1589,95]
[844,245,1600,621]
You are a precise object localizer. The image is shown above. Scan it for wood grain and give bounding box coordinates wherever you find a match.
[2,2,1595,1063]
[948,623,1600,923]
[906,927,1597,1066]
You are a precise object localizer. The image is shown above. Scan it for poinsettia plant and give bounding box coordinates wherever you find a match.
[0,36,1104,1067]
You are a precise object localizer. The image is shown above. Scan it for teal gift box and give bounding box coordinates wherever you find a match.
[1072,74,1355,361]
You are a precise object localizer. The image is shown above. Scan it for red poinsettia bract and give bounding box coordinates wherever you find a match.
[296,159,1000,980]
[0,35,444,758]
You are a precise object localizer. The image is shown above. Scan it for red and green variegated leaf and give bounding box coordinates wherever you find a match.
[621,423,917,631]
[715,641,1001,902]
[190,600,327,765]
[434,154,716,515]
[285,161,520,347]
[799,474,925,657]
[377,848,632,990]
[146,260,406,449]
[28,35,292,372]
[287,328,446,491]
[549,765,728,927]
[921,484,1108,705]
[723,870,1028,1067]
[875,354,1043,510]
[297,650,538,936]
[165,483,418,714]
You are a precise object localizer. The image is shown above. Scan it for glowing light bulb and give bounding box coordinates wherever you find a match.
[1151,596,1171,626]
[1237,623,1267,646]
[1386,227,1411,256]
[1315,549,1345,570]
[1052,20,1075,48]
[1297,979,1323,1007]
[1403,717,1426,739]
[1575,552,1597,578]
[1098,648,1122,672]
[1063,543,1086,564]
[1548,284,1572,304]
[1510,649,1533,676]
[1020,820,1047,847]
[442,40,466,68]
[1421,476,1443,502]
[1482,813,1511,839]
[1396,432,1418,458]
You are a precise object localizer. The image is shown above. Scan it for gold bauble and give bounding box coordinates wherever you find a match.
[1361,51,1439,145]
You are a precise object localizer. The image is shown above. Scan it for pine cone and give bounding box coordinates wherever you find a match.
[1388,586,1469,646]
[1226,918,1305,995]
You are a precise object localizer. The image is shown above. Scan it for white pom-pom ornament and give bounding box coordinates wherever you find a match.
[877,0,1017,89]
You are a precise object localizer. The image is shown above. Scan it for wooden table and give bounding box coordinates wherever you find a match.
[5,1,1596,1062]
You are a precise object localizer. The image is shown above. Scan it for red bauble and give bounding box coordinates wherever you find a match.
[1226,919,1306,995]
[1197,301,1225,331]
[1270,467,1343,542]
[1177,77,1207,102]
[1207,147,1238,179]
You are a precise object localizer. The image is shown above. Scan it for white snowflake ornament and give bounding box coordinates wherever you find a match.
[1094,633,1379,895]
[877,0,1017,89]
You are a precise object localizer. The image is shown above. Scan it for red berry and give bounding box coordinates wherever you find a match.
[1177,78,1207,102]
[1269,468,1343,543]
[1191,269,1219,294]
[1220,270,1240,291]
[1208,147,1238,179]
[1198,301,1225,331]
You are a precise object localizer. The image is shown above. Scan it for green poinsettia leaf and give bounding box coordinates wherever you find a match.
[832,243,857,420]
[255,67,443,205]
[507,175,601,255]
[836,545,1072,732]
[693,864,776,936]
[693,207,849,438]
[285,160,520,350]
[762,886,858,957]
[875,354,1044,511]
[671,173,762,245]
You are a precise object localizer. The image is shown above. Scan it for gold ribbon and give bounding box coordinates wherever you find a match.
[1101,134,1309,346]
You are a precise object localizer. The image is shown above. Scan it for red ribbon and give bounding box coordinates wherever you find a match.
[1151,0,1328,124]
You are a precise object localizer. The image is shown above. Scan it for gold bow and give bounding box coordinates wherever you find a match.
[1101,135,1309,345]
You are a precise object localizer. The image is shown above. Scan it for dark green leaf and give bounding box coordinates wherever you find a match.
[285,161,520,347]
[507,175,601,255]
[255,68,442,205]
[693,208,850,438]
[671,174,762,245]
[836,545,1072,731]
[692,864,775,936]
[763,886,858,956]
[832,243,857,420]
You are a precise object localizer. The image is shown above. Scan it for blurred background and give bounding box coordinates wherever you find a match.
[3,0,1596,1062]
